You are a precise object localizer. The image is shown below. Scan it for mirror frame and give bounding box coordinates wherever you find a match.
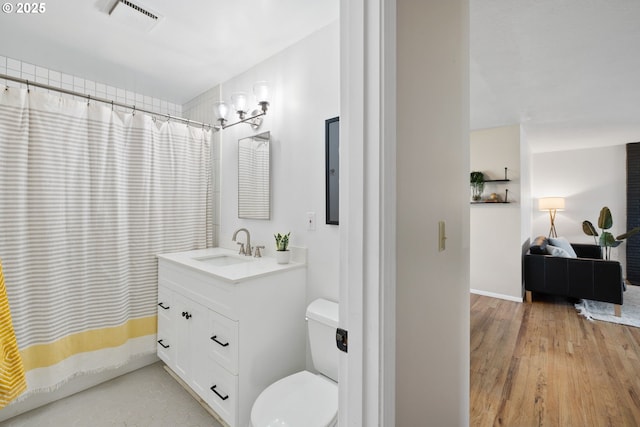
[325,117,339,225]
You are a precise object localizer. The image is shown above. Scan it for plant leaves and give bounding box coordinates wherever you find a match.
[598,206,613,230]
[470,171,484,184]
[616,227,640,240]
[582,220,598,237]
[599,231,617,247]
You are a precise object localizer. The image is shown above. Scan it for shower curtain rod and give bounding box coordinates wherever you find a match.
[0,73,214,130]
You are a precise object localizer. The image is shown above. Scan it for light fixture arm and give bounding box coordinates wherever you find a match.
[213,81,270,132]
[214,109,267,131]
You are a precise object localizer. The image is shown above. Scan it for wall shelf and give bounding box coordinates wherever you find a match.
[470,201,511,205]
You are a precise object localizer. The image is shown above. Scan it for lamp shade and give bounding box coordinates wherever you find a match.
[213,101,229,121]
[538,197,565,211]
[231,92,248,113]
[253,81,269,104]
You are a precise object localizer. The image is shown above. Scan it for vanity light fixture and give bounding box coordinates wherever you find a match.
[213,81,270,130]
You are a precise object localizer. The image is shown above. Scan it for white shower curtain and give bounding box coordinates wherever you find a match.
[0,87,211,396]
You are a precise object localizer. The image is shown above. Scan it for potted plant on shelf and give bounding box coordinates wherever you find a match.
[274,232,291,264]
[470,171,485,201]
[582,206,640,260]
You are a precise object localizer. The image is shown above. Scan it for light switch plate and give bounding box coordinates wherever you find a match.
[307,212,316,231]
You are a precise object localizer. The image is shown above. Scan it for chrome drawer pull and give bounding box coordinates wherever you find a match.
[211,335,230,347]
[210,385,229,401]
[157,339,170,349]
[158,302,170,310]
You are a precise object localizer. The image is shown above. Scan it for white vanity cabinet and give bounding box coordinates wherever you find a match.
[157,248,306,427]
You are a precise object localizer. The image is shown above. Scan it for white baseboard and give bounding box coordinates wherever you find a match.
[470,288,523,303]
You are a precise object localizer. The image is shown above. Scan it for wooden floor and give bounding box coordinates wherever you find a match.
[471,292,640,427]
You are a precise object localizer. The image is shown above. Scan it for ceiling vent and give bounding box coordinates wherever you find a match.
[108,0,164,32]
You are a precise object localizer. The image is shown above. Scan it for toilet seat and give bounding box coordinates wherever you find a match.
[251,370,338,427]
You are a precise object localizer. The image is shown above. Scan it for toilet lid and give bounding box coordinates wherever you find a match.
[251,371,338,427]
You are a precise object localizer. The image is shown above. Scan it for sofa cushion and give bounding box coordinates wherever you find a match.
[530,236,549,255]
[546,244,574,258]
[549,237,578,258]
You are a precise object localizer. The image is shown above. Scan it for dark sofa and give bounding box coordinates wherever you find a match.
[524,236,623,316]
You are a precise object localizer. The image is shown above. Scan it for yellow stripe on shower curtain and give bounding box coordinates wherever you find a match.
[19,315,157,371]
[0,260,27,408]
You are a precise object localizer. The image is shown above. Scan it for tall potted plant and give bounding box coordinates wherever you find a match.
[274,232,291,264]
[582,206,640,260]
[470,171,485,201]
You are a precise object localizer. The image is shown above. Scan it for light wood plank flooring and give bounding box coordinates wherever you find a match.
[471,292,640,427]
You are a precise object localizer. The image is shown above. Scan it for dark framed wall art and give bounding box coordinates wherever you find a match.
[325,116,339,225]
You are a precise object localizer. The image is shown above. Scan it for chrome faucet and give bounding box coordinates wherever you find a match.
[232,228,252,256]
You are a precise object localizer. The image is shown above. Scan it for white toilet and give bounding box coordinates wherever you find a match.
[250,298,339,427]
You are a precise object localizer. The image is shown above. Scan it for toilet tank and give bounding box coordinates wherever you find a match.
[306,298,339,382]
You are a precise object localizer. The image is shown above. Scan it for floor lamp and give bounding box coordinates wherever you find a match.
[539,197,565,238]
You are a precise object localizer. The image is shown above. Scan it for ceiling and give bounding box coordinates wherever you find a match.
[471,0,640,152]
[1,0,639,153]
[0,0,339,104]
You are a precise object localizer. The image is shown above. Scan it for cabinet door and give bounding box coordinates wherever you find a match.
[187,300,210,398]
[157,286,174,367]
[172,292,192,380]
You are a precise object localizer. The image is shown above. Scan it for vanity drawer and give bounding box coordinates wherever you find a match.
[204,361,238,427]
[208,309,239,374]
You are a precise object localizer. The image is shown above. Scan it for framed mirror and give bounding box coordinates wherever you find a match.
[238,131,270,219]
[325,117,339,225]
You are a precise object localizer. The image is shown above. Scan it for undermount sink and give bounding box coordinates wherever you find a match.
[194,255,252,267]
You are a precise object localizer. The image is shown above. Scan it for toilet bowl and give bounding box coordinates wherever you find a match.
[250,299,339,427]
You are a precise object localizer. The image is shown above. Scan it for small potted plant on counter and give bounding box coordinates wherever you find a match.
[274,232,291,264]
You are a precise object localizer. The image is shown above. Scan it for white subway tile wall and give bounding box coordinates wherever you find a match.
[0,55,181,117]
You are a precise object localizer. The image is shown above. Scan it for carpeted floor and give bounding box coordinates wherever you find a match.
[575,284,640,328]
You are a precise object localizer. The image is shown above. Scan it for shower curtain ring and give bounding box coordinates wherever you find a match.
[87,95,90,106]
[111,100,114,111]
[132,105,136,116]
[167,114,171,122]
[26,80,30,93]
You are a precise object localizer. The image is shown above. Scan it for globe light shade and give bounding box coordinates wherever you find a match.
[213,101,229,121]
[253,81,269,104]
[231,92,248,114]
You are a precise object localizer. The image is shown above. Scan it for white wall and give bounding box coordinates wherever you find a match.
[470,125,524,300]
[532,145,627,270]
[396,0,470,424]
[520,127,532,249]
[184,22,341,304]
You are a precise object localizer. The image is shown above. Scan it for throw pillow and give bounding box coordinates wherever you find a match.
[549,237,578,258]
[529,236,549,255]
[546,244,573,258]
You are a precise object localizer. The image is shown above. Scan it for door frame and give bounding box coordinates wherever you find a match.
[338,0,396,425]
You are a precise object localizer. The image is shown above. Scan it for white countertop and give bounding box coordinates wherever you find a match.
[157,247,305,283]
